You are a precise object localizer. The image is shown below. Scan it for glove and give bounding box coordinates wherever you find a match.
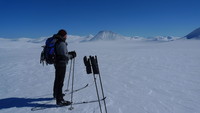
[83,56,92,74]
[68,51,77,59]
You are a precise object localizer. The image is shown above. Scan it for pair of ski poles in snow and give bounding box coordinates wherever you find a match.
[66,56,108,113]
[66,58,75,110]
[84,56,108,113]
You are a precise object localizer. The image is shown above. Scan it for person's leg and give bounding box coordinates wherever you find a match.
[53,65,60,98]
[56,65,66,101]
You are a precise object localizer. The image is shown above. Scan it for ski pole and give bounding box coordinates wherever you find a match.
[66,59,73,91]
[93,73,103,113]
[69,58,75,110]
[89,56,103,113]
[95,56,108,113]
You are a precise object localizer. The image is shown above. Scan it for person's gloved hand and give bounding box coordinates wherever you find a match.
[68,51,77,59]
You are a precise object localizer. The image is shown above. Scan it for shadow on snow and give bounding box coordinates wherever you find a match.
[0,97,56,110]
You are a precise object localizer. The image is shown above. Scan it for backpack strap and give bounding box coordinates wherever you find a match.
[54,40,59,55]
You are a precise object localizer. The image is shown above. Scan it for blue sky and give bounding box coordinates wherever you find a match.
[0,0,200,38]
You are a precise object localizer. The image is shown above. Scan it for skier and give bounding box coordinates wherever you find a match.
[53,29,76,106]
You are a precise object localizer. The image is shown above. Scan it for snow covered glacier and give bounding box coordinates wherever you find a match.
[0,36,200,113]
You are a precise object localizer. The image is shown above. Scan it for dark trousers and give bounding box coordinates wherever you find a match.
[54,65,66,101]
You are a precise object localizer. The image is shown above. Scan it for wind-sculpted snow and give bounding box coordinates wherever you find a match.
[0,39,200,113]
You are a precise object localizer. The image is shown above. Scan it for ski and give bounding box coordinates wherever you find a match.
[31,97,106,111]
[31,99,56,111]
[64,84,89,94]
[31,84,89,111]
[72,97,106,105]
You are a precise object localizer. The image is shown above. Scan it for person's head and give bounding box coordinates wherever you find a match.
[57,29,67,39]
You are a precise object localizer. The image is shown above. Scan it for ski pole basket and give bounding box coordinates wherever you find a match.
[83,55,108,113]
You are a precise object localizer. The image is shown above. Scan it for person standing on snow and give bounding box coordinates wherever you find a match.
[53,29,76,106]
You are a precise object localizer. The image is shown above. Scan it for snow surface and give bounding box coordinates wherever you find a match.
[0,38,200,113]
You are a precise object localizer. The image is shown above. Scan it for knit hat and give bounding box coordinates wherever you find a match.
[57,29,67,37]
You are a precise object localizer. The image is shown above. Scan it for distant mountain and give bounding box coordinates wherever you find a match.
[27,35,85,43]
[80,34,94,42]
[185,27,200,39]
[0,30,184,43]
[150,36,180,41]
[27,37,47,43]
[89,31,129,41]
[67,35,84,43]
[130,36,145,40]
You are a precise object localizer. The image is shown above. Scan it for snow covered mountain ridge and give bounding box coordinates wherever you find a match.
[2,27,200,43]
[0,31,181,43]
[184,27,200,39]
[89,30,129,41]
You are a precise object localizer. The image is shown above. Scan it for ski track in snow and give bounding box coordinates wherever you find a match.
[0,39,200,113]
